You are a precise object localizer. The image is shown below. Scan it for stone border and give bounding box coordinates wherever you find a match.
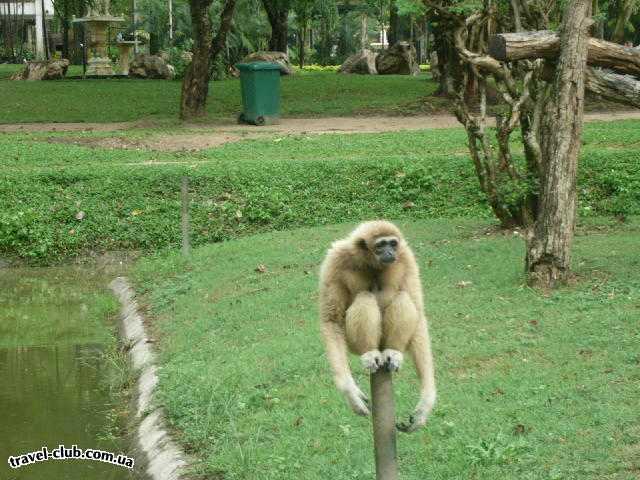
[110,276,189,480]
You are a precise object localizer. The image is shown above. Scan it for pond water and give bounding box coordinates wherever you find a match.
[0,261,142,480]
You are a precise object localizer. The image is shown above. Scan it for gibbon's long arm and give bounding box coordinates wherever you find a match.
[397,317,437,432]
[320,284,371,416]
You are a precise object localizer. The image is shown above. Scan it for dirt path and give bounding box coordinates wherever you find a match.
[3,111,640,151]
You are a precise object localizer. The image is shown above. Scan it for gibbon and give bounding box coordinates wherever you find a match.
[319,220,436,432]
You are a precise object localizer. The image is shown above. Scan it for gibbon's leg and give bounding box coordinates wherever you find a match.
[320,320,370,416]
[345,292,383,372]
[381,291,419,371]
[397,319,437,433]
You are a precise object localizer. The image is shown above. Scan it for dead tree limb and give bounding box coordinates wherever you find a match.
[489,31,640,77]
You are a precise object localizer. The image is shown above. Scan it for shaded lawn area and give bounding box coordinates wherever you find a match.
[0,70,444,123]
[2,120,640,262]
[132,218,640,480]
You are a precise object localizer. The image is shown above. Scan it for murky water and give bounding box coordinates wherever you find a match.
[0,261,141,480]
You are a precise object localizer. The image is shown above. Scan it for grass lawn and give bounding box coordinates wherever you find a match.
[0,121,640,263]
[2,120,639,263]
[132,217,640,480]
[0,69,445,123]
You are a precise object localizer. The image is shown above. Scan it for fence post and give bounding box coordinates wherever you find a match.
[370,370,399,480]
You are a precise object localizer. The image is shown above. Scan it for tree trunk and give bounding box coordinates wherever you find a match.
[61,18,70,59]
[298,22,306,67]
[262,0,289,52]
[489,31,640,77]
[317,16,332,64]
[432,21,459,96]
[611,0,634,44]
[388,0,399,46]
[210,0,237,64]
[180,0,214,120]
[360,12,368,50]
[525,0,592,288]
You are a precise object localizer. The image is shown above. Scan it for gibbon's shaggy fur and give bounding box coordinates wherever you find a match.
[319,220,436,432]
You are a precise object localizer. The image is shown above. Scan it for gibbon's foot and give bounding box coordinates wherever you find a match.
[382,349,403,372]
[339,378,370,416]
[396,411,428,433]
[361,350,383,372]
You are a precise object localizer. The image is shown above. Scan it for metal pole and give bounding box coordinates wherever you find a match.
[168,0,173,42]
[370,370,399,480]
[180,176,191,257]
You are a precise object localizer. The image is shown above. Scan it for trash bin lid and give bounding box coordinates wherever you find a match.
[236,62,282,71]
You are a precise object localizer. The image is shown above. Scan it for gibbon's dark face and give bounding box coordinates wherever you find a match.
[373,236,399,265]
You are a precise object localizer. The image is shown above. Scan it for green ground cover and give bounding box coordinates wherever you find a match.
[2,120,639,263]
[0,70,444,123]
[132,218,640,480]
[0,63,84,79]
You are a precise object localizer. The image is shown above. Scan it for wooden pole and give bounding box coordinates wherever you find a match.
[370,370,399,480]
[180,176,191,257]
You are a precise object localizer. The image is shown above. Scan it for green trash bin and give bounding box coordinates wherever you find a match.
[236,62,281,125]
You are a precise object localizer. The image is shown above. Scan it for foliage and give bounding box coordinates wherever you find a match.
[1,120,639,262]
[135,0,191,52]
[132,217,640,479]
[165,40,194,79]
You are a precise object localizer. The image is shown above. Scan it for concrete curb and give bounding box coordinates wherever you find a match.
[110,276,189,480]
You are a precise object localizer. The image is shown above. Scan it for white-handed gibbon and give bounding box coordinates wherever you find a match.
[319,220,436,432]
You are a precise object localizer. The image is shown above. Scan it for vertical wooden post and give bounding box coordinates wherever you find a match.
[370,370,399,480]
[180,176,191,257]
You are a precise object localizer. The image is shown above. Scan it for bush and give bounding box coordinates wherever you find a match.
[164,40,193,79]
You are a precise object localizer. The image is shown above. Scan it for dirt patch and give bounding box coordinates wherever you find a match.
[8,111,640,151]
[46,132,258,151]
[0,121,134,133]
[41,115,469,151]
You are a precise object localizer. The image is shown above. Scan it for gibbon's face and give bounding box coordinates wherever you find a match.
[373,236,399,265]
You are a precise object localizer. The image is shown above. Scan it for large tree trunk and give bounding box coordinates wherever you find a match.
[432,20,458,96]
[489,30,640,76]
[525,0,592,289]
[262,0,289,52]
[388,0,399,46]
[210,0,238,64]
[360,12,368,50]
[61,18,70,59]
[180,0,214,120]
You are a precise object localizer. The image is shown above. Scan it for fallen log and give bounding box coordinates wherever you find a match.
[586,68,640,109]
[489,31,640,77]
[539,62,640,108]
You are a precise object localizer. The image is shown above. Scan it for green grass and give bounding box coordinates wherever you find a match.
[0,63,85,79]
[132,218,640,480]
[2,120,639,263]
[0,70,444,123]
